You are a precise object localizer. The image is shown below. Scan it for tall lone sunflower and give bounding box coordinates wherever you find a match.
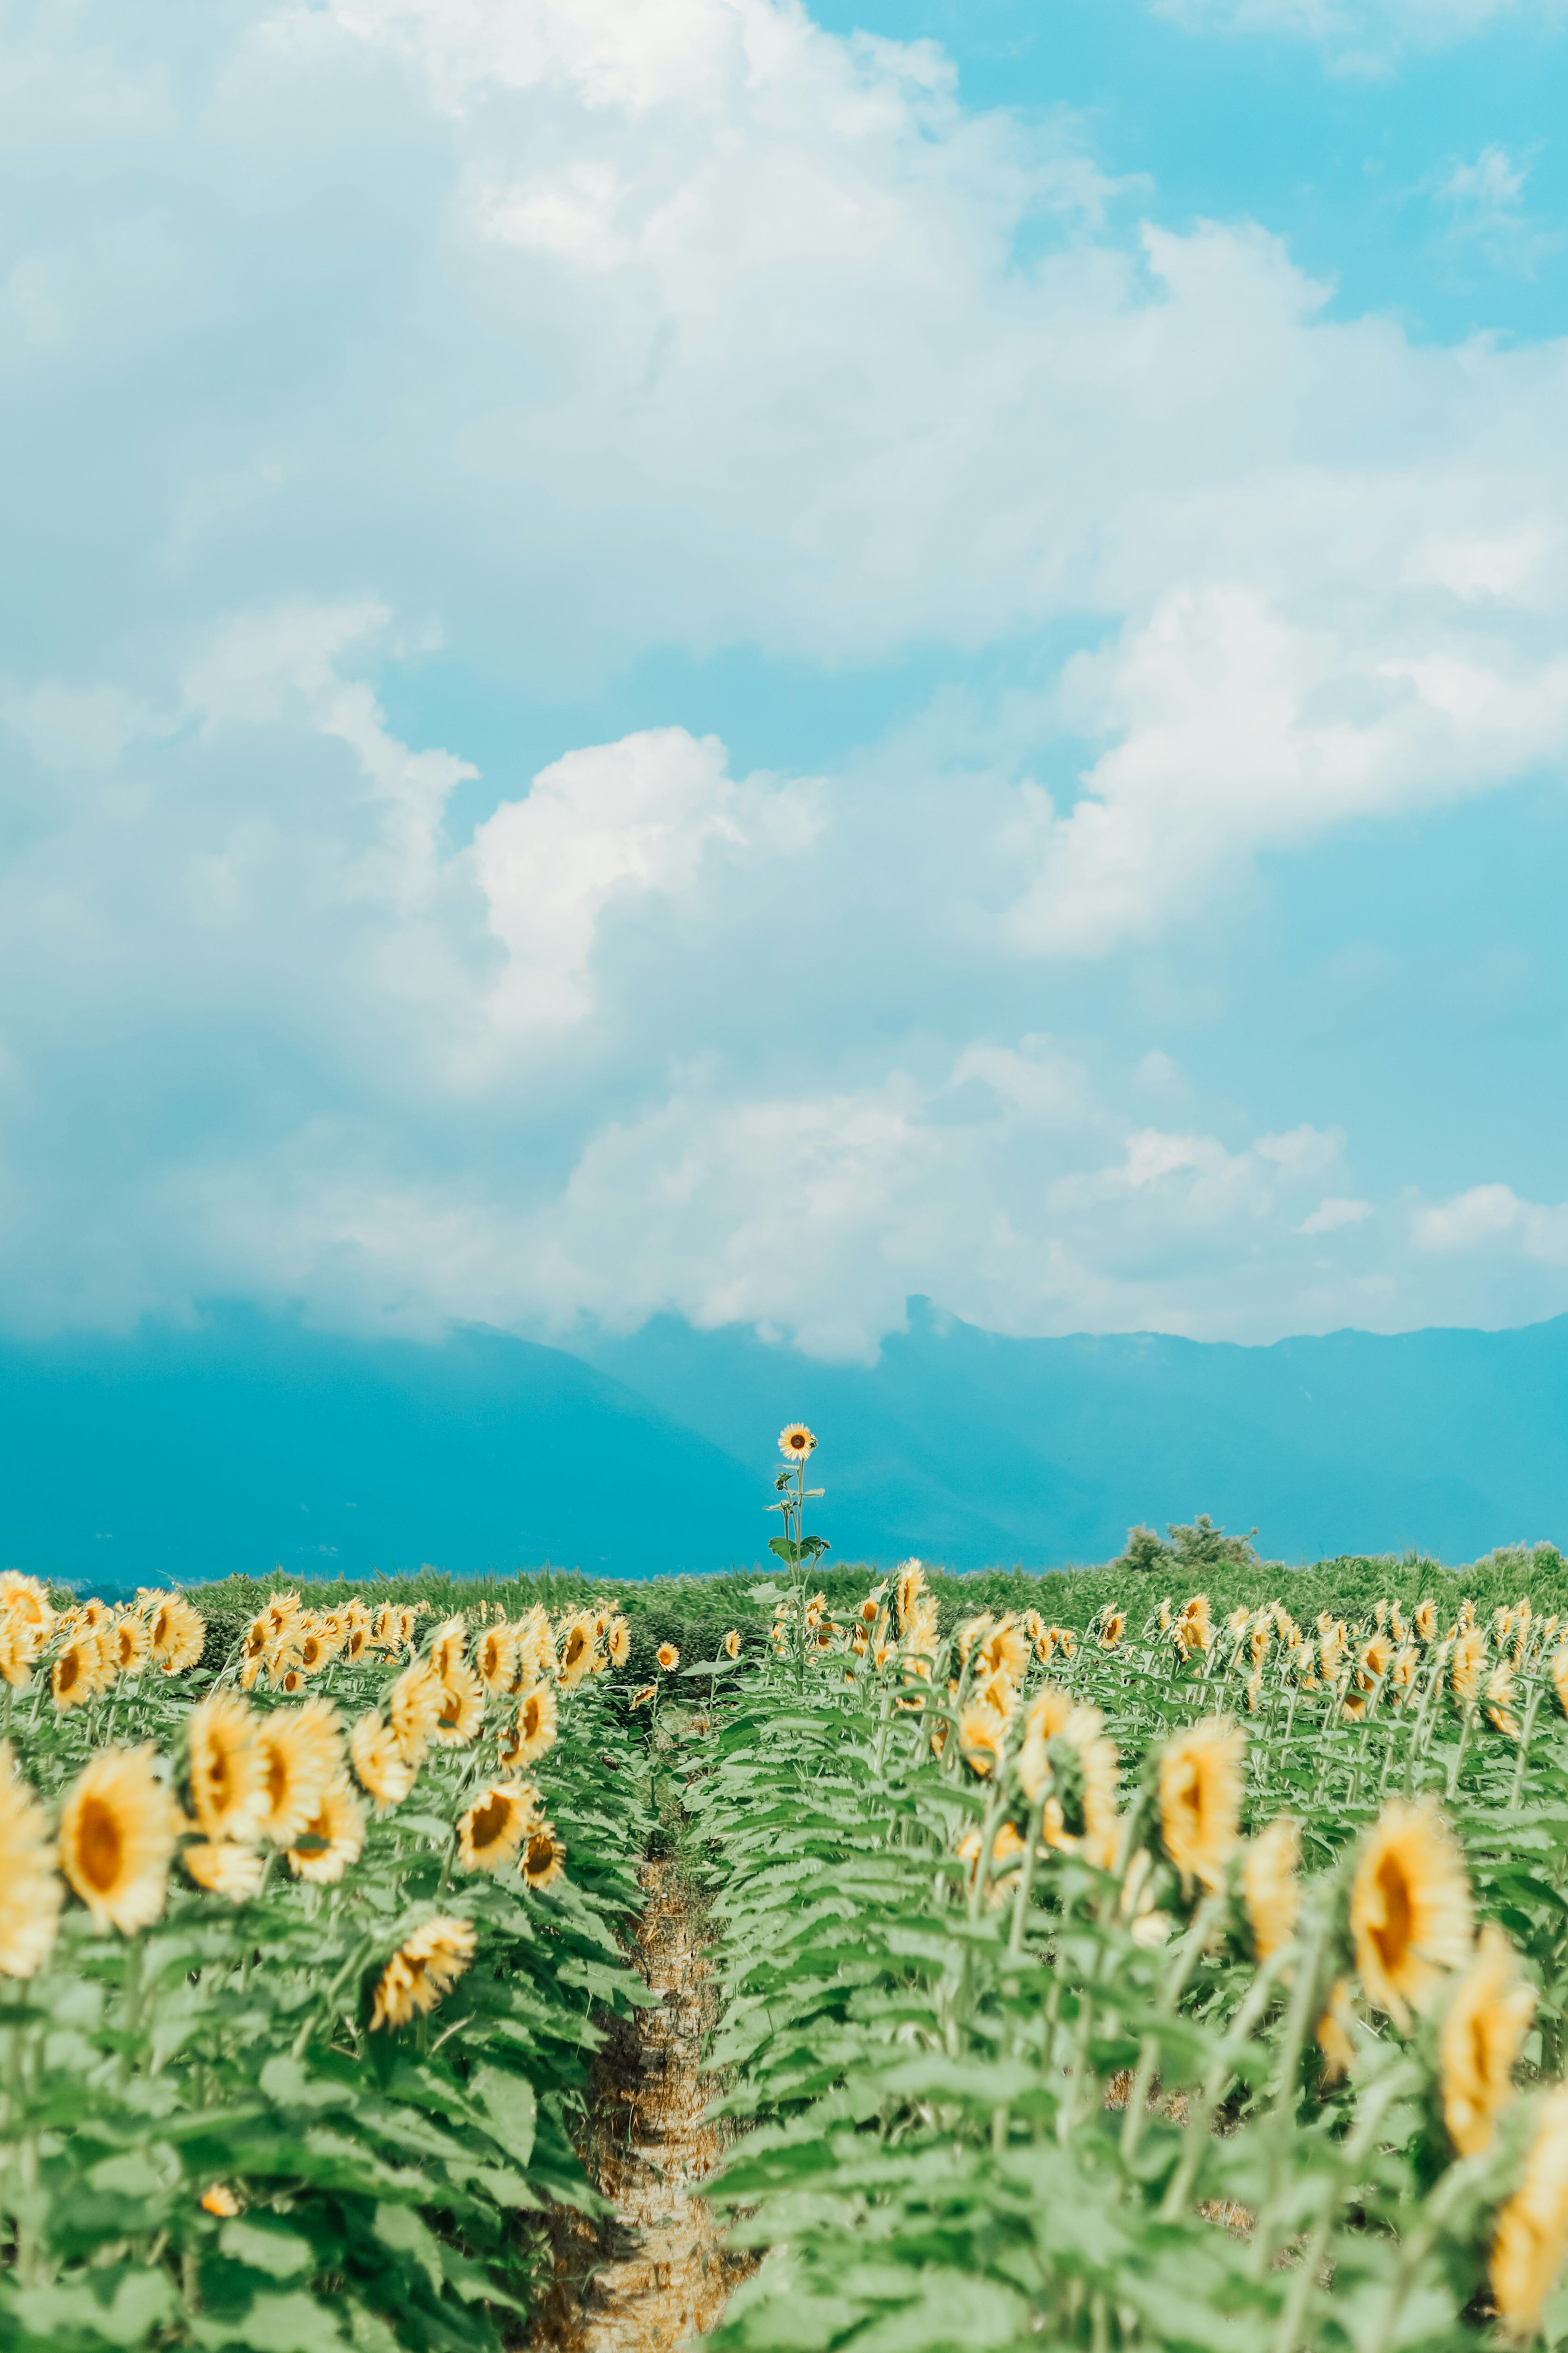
[1440,1923,1533,2157]
[1158,1718,1245,1894]
[1492,2085,1568,2336]
[58,1745,180,1936]
[371,1915,477,2030]
[1349,1797,1473,2030]
[778,1423,816,1464]
[0,1742,63,1977]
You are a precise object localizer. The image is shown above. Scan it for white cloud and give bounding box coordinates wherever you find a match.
[1412,1183,1568,1264]
[1301,1195,1373,1234]
[1148,0,1537,71]
[2,0,1568,1356]
[472,728,817,1037]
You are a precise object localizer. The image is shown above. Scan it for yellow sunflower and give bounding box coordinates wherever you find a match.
[1486,1666,1521,1738]
[371,1915,477,2030]
[389,1659,444,1765]
[607,1616,631,1668]
[1317,1978,1357,2081]
[287,1780,366,1885]
[521,1820,566,1892]
[1158,1718,1245,1894]
[778,1422,816,1463]
[183,1842,266,1901]
[201,2185,241,2217]
[350,1712,417,1813]
[1441,1923,1533,2158]
[0,1743,63,1976]
[1492,2085,1568,2336]
[149,1595,205,1673]
[187,1693,265,1842]
[1414,1599,1437,1644]
[499,1682,558,1766]
[557,1615,596,1688]
[979,1621,1031,1684]
[1242,1815,1300,1962]
[432,1664,484,1746]
[657,1642,679,1673]
[1175,1595,1213,1655]
[1098,1611,1127,1651]
[52,1635,105,1711]
[58,1745,180,1935]
[722,1628,741,1660]
[629,1684,656,1711]
[458,1781,537,1874]
[429,1616,468,1685]
[252,1700,343,1849]
[1349,1797,1474,2030]
[476,1625,519,1695]
[0,1573,53,1653]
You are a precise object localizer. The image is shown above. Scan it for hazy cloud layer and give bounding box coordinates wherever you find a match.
[1,0,1566,1356]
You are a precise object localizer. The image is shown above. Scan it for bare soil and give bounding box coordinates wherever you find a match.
[528,1855,751,2353]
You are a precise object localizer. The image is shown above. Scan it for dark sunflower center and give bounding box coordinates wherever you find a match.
[78,1797,123,1892]
[471,1795,512,1851]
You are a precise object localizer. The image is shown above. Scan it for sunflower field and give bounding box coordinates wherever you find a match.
[686,1453,1568,2353]
[11,1450,1568,2353]
[0,1576,659,2353]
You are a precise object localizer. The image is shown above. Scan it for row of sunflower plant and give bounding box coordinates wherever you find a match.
[0,1572,673,2353]
[684,1430,1568,2353]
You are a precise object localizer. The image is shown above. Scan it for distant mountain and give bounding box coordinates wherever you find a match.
[1,1298,1564,1585]
[0,1307,760,1587]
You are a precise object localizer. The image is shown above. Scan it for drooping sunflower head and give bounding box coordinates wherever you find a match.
[187,1692,265,1841]
[1452,1628,1488,1705]
[1414,1598,1437,1644]
[371,1914,477,2030]
[0,1742,64,1978]
[657,1642,679,1673]
[521,1820,566,1892]
[459,1781,537,1874]
[1491,2084,1568,2336]
[628,1684,656,1711]
[252,1699,343,1849]
[350,1711,417,1813]
[58,1744,180,1936]
[895,1558,926,1633]
[980,1621,1031,1684]
[1441,1923,1533,2159]
[1242,1814,1300,1963]
[287,1780,366,1885]
[723,1628,741,1660]
[1099,1611,1127,1651]
[1157,1717,1246,1895]
[1350,1796,1473,2030]
[957,1700,1009,1780]
[432,1664,485,1746]
[778,1422,816,1465]
[149,1595,206,1673]
[607,1616,631,1668]
[183,1841,266,1902]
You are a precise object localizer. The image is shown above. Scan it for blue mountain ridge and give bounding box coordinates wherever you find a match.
[0,1297,1564,1584]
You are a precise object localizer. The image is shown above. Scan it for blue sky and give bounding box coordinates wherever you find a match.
[2,0,1568,1361]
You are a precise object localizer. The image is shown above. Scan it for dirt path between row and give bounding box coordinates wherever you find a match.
[529,1854,751,2353]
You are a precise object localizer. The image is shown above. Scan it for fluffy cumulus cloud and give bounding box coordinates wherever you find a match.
[1,0,1567,1356]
